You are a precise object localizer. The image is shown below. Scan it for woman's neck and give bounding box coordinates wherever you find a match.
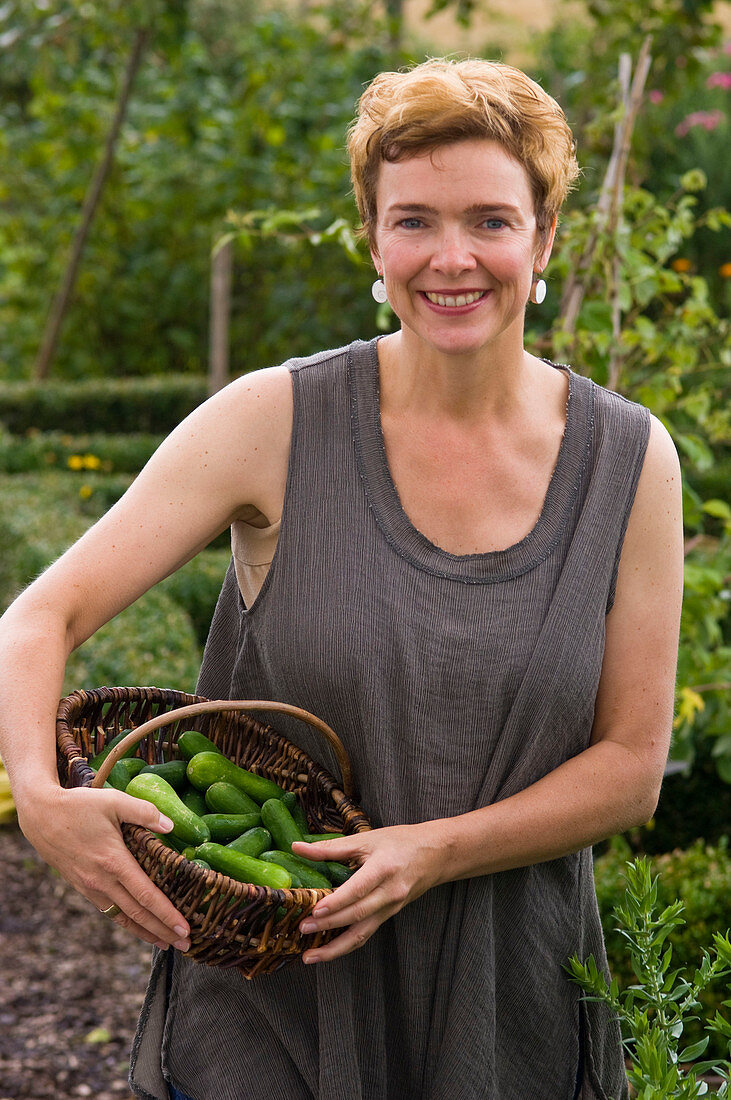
[377,328,540,426]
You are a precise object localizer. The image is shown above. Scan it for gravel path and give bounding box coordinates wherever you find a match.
[0,824,151,1100]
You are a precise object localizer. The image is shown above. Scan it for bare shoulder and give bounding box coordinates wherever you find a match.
[153,364,293,524]
[626,413,682,539]
[613,412,683,614]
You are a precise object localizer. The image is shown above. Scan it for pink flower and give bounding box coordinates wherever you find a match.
[649,89,664,104]
[675,109,726,136]
[707,72,731,90]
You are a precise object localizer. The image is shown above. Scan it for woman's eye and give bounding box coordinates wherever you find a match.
[400,217,424,229]
[482,217,506,230]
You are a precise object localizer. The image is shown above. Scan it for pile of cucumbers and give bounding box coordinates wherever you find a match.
[90,728,353,891]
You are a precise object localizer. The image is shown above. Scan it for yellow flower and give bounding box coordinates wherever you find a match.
[673,686,705,729]
[82,453,102,470]
[671,257,693,273]
[67,454,84,470]
[79,484,93,500]
[719,262,731,279]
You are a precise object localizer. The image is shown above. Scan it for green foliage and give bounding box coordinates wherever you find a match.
[0,469,227,688]
[63,587,202,696]
[576,850,731,1092]
[0,375,207,434]
[0,428,164,474]
[159,549,230,646]
[0,1,389,379]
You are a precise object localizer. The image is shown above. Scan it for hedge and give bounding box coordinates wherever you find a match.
[0,428,164,475]
[0,374,208,435]
[0,472,230,684]
[63,587,202,696]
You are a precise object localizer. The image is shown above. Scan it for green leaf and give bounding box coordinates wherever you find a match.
[679,1036,710,1061]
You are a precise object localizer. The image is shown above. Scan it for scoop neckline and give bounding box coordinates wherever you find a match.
[348,337,594,584]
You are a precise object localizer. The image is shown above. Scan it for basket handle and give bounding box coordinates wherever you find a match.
[90,699,354,798]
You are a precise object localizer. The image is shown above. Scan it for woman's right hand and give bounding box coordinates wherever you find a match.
[17,782,191,952]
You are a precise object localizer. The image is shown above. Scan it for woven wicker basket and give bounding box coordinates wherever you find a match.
[56,686,371,978]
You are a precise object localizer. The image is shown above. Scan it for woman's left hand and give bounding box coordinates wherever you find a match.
[294,823,447,963]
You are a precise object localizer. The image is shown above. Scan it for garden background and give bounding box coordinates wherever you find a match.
[0,0,729,1096]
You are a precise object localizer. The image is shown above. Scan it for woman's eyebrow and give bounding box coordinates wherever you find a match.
[384,202,524,216]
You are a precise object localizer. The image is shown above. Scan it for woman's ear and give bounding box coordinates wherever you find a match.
[536,215,558,270]
[370,246,382,276]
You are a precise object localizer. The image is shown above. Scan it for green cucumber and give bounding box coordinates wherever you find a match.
[302,831,345,842]
[89,729,136,771]
[282,790,310,834]
[180,785,208,818]
[191,858,211,870]
[186,751,286,804]
[151,831,187,854]
[318,860,354,887]
[177,730,223,761]
[204,781,261,816]
[140,760,188,791]
[260,797,306,853]
[201,813,262,843]
[260,850,332,890]
[195,842,292,889]
[226,827,272,857]
[126,773,210,847]
[105,757,145,791]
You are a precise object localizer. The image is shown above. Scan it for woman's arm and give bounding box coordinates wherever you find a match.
[295,415,684,962]
[0,366,291,949]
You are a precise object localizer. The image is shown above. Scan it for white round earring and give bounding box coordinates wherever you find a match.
[371,277,388,304]
[530,276,547,305]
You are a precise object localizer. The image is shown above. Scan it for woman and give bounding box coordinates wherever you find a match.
[0,59,682,1099]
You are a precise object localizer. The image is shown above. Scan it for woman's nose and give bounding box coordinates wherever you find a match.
[429,229,478,275]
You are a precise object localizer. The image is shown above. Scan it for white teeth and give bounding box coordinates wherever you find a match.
[425,290,485,307]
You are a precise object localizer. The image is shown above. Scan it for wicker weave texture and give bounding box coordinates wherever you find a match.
[56,686,371,977]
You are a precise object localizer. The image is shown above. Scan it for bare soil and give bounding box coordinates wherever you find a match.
[0,824,150,1100]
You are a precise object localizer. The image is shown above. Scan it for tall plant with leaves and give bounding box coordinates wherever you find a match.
[533,37,731,784]
[567,856,731,1097]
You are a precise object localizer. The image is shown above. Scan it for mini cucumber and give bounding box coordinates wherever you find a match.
[260,850,332,890]
[204,781,261,816]
[281,791,309,834]
[126,772,211,846]
[226,827,272,857]
[89,729,136,771]
[302,831,345,842]
[180,785,208,818]
[201,813,262,843]
[260,797,306,853]
[152,831,187,854]
[105,757,145,791]
[195,842,292,889]
[140,760,188,791]
[186,751,286,804]
[191,858,211,870]
[177,730,223,761]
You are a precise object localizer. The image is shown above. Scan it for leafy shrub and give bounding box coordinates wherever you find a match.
[63,587,202,697]
[0,472,230,674]
[160,550,230,647]
[0,375,207,434]
[594,836,731,1060]
[0,428,164,474]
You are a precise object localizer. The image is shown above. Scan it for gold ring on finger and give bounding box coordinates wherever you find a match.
[99,903,122,920]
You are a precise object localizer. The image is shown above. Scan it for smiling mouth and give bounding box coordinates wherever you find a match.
[423,290,487,307]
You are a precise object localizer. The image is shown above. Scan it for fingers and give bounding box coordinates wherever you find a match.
[115,789,175,835]
[28,785,192,952]
[88,851,192,950]
[302,916,381,964]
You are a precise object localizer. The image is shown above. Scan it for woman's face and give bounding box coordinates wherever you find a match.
[370,138,554,361]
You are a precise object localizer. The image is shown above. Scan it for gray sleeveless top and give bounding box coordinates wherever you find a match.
[130,337,649,1100]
